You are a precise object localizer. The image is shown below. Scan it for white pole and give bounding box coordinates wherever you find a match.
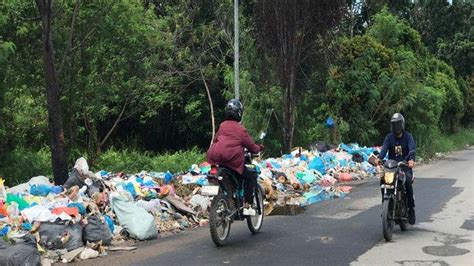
[234,0,240,100]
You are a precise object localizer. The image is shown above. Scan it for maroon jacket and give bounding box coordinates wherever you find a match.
[207,120,261,174]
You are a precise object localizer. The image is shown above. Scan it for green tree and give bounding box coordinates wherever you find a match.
[325,9,464,146]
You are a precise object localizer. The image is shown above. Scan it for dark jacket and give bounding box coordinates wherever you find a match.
[378,130,416,162]
[207,120,261,174]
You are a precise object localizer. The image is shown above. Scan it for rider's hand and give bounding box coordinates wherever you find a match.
[258,144,265,151]
[408,160,415,168]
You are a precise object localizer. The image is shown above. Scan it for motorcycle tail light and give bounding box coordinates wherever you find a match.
[209,165,218,176]
[384,172,395,184]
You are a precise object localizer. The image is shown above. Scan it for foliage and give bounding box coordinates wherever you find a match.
[0,1,472,181]
[325,9,464,147]
[93,147,205,174]
[417,127,474,159]
[0,147,52,186]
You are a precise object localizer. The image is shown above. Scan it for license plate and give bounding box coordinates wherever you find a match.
[201,185,219,196]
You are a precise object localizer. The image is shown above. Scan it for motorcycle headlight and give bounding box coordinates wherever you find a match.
[384,172,395,184]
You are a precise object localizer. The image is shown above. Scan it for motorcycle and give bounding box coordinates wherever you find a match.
[380,152,414,241]
[201,150,265,247]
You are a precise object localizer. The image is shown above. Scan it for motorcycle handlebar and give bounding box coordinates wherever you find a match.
[398,161,409,167]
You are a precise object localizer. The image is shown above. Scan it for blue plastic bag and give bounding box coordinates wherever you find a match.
[308,157,326,175]
[50,186,63,194]
[303,190,325,205]
[196,177,208,186]
[29,184,52,197]
[104,215,115,234]
[0,225,10,236]
[326,116,335,128]
[68,202,86,215]
[135,177,144,184]
[123,182,137,199]
[22,222,32,231]
[164,171,173,184]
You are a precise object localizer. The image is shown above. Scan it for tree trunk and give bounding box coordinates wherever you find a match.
[36,0,68,185]
[200,69,215,147]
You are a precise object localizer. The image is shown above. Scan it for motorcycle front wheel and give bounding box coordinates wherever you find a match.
[399,197,408,231]
[247,185,264,234]
[209,193,231,247]
[382,199,394,241]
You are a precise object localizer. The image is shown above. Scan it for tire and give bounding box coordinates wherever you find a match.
[209,193,231,247]
[399,220,408,231]
[382,199,394,241]
[247,185,264,234]
[399,197,408,231]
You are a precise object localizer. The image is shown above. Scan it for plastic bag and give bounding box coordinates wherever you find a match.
[38,222,83,251]
[0,235,40,266]
[21,205,57,223]
[6,194,29,210]
[82,215,112,245]
[68,202,86,215]
[110,193,157,240]
[308,157,326,175]
[104,215,115,233]
[29,184,62,196]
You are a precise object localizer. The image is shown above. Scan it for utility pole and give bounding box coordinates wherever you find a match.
[234,0,240,100]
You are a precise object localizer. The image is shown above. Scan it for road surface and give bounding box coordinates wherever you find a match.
[75,148,474,265]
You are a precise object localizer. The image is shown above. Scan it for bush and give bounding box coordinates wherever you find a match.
[93,147,205,174]
[324,8,465,147]
[418,127,474,159]
[0,147,52,186]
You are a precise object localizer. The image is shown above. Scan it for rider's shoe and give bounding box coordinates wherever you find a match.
[243,207,256,216]
[408,208,416,225]
[243,202,257,216]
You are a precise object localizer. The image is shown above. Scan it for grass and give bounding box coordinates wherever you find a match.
[1,128,472,186]
[417,127,474,160]
[92,147,205,174]
[0,147,205,186]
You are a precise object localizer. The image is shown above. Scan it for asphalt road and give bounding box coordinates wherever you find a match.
[77,148,474,266]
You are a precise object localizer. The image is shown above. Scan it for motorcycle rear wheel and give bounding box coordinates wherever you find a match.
[247,185,264,234]
[399,220,408,231]
[382,199,394,241]
[210,193,231,247]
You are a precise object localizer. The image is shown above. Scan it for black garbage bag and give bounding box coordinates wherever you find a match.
[38,222,83,251]
[310,141,333,153]
[0,235,41,266]
[64,168,103,197]
[82,215,112,245]
[352,153,364,163]
[64,168,86,189]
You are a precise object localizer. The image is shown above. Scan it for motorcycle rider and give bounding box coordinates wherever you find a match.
[375,113,416,224]
[207,99,263,215]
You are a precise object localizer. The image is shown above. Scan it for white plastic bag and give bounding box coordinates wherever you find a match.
[109,192,157,240]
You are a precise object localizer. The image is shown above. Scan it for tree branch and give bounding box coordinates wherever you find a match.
[199,67,215,148]
[99,100,128,148]
[58,0,81,75]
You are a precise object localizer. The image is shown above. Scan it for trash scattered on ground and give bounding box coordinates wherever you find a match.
[0,142,380,263]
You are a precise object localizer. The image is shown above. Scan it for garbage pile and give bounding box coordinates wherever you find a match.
[0,143,379,264]
[0,158,210,265]
[253,143,379,215]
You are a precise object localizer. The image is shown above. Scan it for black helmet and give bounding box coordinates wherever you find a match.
[226,99,243,122]
[391,113,405,135]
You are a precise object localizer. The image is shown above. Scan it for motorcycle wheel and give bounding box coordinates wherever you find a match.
[399,197,408,231]
[382,199,394,241]
[209,193,231,247]
[247,185,264,234]
[399,220,408,231]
